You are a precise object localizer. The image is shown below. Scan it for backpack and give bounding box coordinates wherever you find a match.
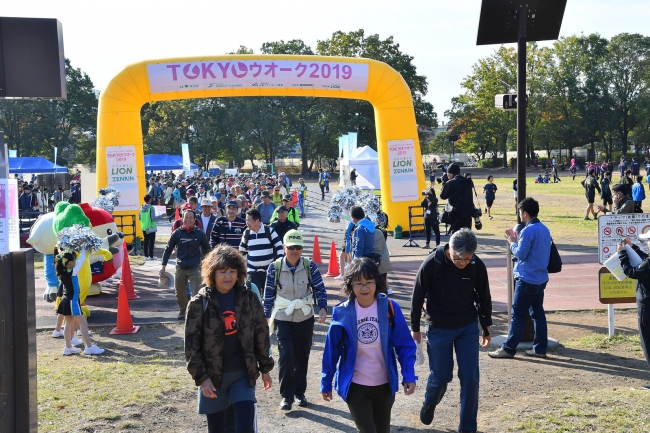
[243,226,277,260]
[273,257,314,293]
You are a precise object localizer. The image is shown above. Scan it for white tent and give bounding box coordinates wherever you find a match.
[344,145,381,190]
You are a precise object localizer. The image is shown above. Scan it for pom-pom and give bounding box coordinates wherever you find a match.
[56,224,103,253]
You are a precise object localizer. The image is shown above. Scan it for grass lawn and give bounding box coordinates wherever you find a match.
[510,389,650,432]
[466,176,603,246]
[37,330,188,432]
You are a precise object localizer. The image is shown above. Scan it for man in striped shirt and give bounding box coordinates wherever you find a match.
[239,208,284,293]
[210,200,247,248]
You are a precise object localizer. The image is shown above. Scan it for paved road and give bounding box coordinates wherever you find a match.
[33,183,633,330]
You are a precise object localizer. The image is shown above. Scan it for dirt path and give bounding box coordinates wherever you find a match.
[37,310,650,432]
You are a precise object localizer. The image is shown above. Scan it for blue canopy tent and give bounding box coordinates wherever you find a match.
[9,157,66,174]
[144,154,199,171]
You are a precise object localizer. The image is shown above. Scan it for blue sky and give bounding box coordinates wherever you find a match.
[5,0,649,122]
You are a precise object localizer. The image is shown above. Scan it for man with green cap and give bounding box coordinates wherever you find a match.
[264,230,328,411]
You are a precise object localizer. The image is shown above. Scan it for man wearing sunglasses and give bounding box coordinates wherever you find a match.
[264,230,328,411]
[411,228,492,433]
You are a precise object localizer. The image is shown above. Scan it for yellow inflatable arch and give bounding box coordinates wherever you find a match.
[96,55,426,238]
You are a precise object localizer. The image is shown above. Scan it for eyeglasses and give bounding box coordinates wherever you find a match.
[352,281,376,290]
[452,254,472,263]
[287,245,303,251]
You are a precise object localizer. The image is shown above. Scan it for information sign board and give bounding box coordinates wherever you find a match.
[598,214,650,264]
[598,267,636,304]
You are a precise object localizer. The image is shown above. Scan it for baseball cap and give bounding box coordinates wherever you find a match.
[261,190,271,198]
[226,200,239,208]
[215,193,222,199]
[283,194,292,201]
[200,199,213,207]
[283,229,304,247]
[181,203,193,210]
[186,188,195,195]
[277,205,288,212]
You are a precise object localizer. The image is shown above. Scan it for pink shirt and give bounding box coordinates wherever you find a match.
[351,299,388,386]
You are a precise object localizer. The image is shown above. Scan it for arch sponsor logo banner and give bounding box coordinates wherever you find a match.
[388,139,418,202]
[147,60,368,94]
[106,146,139,211]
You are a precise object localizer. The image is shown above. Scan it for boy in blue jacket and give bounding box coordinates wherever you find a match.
[632,175,646,209]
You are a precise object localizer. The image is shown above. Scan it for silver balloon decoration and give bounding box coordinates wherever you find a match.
[328,187,383,224]
[92,187,120,212]
[56,224,103,253]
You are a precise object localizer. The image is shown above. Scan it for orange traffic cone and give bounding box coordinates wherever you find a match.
[109,283,140,335]
[119,247,140,300]
[174,206,180,221]
[312,235,323,264]
[323,241,340,277]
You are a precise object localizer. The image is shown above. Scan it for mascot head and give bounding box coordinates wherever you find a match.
[53,202,90,233]
[26,213,58,254]
[80,202,124,272]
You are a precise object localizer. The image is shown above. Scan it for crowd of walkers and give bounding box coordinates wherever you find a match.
[135,162,650,433]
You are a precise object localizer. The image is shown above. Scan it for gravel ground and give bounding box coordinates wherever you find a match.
[36,309,649,432]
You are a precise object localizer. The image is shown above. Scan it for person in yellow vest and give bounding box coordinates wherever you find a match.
[271,186,284,206]
[297,178,308,217]
[140,194,165,261]
[270,195,301,227]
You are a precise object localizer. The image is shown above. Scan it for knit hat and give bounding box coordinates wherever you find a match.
[447,163,461,175]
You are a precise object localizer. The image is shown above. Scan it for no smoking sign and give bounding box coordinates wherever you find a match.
[599,214,650,264]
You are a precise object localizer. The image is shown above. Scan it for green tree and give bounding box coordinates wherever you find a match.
[316,29,437,148]
[603,33,650,154]
[0,59,98,166]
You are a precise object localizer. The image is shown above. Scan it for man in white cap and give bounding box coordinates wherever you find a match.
[199,198,217,243]
[264,229,328,411]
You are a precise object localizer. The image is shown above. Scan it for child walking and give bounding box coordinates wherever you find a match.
[483,175,498,219]
[55,250,104,356]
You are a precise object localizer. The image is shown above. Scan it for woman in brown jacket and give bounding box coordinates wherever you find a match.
[185,245,274,433]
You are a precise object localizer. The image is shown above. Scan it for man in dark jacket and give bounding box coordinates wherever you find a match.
[270,206,297,242]
[19,185,37,212]
[160,210,210,319]
[411,228,492,431]
[618,233,650,390]
[440,163,474,234]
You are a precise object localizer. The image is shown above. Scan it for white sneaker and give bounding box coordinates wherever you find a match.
[71,336,84,346]
[151,256,158,260]
[387,289,393,295]
[144,257,151,261]
[52,329,64,338]
[84,345,105,355]
[63,346,81,356]
[334,275,344,280]
[77,329,91,336]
